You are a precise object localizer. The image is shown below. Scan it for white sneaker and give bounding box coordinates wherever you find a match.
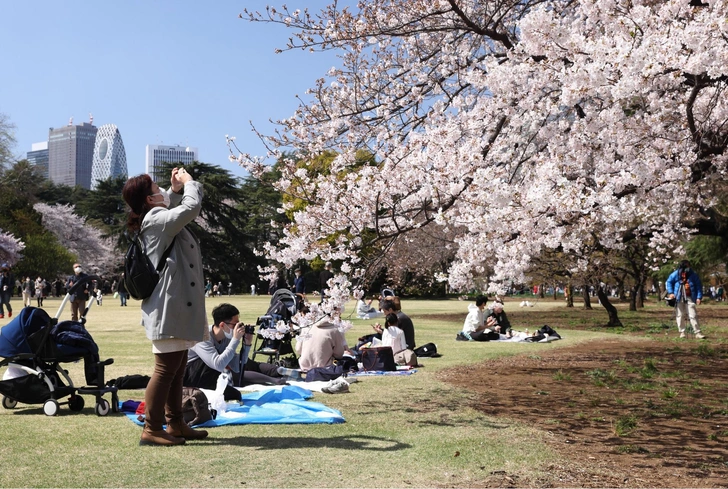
[679,332,686,339]
[695,333,706,340]
[322,377,349,394]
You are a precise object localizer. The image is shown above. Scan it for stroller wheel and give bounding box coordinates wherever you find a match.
[43,399,59,416]
[95,399,111,416]
[2,396,17,410]
[68,395,85,412]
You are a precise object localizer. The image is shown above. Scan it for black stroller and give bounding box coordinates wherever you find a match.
[0,275,117,416]
[251,289,300,368]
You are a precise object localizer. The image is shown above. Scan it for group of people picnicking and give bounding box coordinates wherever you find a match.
[117,168,432,446]
[3,164,706,447]
[457,295,562,343]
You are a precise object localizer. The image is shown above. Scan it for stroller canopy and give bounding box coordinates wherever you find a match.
[267,289,298,321]
[0,307,51,358]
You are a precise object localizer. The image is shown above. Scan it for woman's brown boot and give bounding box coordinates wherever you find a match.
[166,420,209,440]
[140,427,186,446]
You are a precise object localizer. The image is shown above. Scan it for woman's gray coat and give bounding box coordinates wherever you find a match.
[140,181,208,342]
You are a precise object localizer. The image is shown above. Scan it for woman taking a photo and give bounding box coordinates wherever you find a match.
[122,167,208,446]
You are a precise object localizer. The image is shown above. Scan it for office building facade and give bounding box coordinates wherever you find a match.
[145,145,198,182]
[26,141,49,180]
[91,124,128,189]
[48,122,98,189]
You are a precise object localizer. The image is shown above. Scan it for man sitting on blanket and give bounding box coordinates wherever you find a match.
[458,298,512,341]
[183,303,299,401]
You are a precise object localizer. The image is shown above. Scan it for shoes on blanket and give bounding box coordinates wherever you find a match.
[322,377,349,394]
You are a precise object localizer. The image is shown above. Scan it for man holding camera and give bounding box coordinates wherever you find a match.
[183,303,295,401]
[665,260,705,339]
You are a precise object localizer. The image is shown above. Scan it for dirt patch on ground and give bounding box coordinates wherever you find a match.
[440,338,728,487]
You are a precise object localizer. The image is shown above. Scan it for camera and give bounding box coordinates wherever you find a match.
[244,324,256,335]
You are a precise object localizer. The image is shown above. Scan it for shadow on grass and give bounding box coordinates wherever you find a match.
[204,434,412,451]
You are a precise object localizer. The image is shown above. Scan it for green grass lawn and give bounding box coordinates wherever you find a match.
[0,295,668,487]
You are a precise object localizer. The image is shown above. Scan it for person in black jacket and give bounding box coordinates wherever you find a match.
[116,273,128,306]
[66,263,90,322]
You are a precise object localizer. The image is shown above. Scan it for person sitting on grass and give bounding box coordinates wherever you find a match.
[458,295,489,340]
[184,303,299,401]
[372,312,417,367]
[381,298,416,350]
[460,299,511,341]
[356,294,383,320]
[295,311,350,372]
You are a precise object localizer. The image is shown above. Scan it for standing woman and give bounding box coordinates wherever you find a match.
[35,276,44,307]
[122,168,209,446]
[22,277,33,308]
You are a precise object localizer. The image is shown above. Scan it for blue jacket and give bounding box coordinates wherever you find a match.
[666,268,703,303]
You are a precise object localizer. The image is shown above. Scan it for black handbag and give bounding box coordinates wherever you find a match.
[361,346,397,371]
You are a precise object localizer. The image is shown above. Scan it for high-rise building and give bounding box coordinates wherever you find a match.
[26,141,49,180]
[91,124,128,189]
[145,145,198,182]
[48,122,98,189]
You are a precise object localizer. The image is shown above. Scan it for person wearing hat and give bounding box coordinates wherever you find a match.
[65,263,90,322]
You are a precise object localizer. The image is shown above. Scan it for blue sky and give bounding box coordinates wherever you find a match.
[1,1,342,179]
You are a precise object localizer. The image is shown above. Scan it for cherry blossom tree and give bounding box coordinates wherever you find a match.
[0,229,24,267]
[232,0,728,300]
[33,203,120,276]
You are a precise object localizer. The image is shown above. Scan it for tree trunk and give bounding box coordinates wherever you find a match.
[566,284,574,308]
[539,284,545,299]
[554,284,558,300]
[629,285,638,311]
[597,285,622,327]
[636,283,644,308]
[653,277,663,299]
[582,285,593,310]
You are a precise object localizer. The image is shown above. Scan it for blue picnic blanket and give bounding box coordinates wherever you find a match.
[124,385,345,426]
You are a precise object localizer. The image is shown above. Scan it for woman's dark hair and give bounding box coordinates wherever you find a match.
[122,174,155,232]
[385,312,398,327]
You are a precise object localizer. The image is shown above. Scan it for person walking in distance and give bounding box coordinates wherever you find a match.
[666,259,705,339]
[65,264,90,322]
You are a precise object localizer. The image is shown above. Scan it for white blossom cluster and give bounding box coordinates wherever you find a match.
[259,319,292,340]
[235,0,728,293]
[34,203,121,276]
[0,229,24,267]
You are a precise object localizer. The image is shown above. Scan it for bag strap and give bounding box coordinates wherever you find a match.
[132,230,177,272]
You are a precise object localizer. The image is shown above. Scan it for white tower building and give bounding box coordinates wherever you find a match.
[91,124,127,190]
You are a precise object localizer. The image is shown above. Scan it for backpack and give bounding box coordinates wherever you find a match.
[181,387,215,426]
[414,342,440,357]
[123,231,176,301]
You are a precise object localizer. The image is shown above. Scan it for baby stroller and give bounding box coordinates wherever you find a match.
[251,289,300,368]
[0,275,117,416]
